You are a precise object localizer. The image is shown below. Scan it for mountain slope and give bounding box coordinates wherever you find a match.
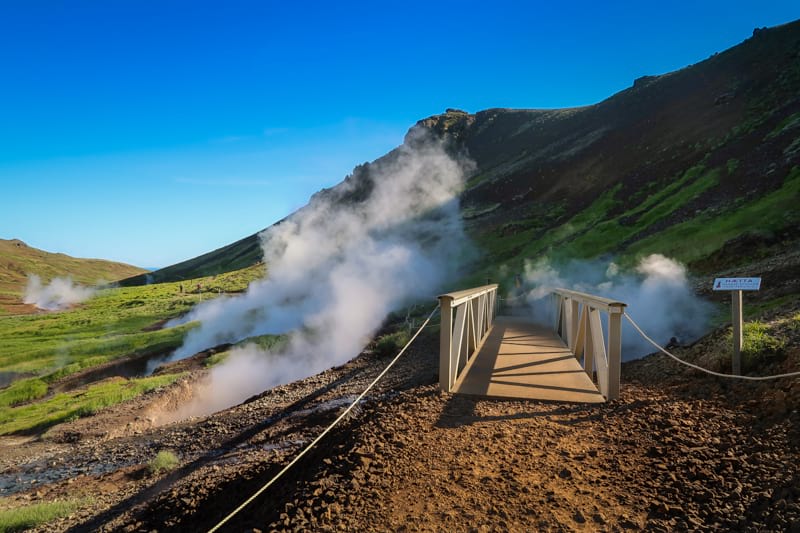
[128,19,800,289]
[0,238,146,314]
[119,232,263,286]
[422,20,800,276]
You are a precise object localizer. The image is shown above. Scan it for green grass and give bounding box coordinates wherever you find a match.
[623,165,800,265]
[473,164,725,268]
[473,186,621,265]
[733,321,787,372]
[203,351,230,368]
[0,498,88,532]
[0,378,47,408]
[204,333,289,368]
[0,266,263,379]
[558,166,720,260]
[0,373,182,435]
[468,161,797,295]
[148,450,180,475]
[239,333,288,352]
[743,295,799,319]
[767,111,800,139]
[0,264,265,435]
[374,330,411,357]
[462,202,501,219]
[0,260,268,434]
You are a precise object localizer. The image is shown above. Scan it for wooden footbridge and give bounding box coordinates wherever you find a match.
[438,285,626,402]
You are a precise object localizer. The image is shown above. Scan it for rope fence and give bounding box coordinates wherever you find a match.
[208,305,439,533]
[624,311,800,381]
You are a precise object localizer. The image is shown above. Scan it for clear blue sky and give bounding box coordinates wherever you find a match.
[1,1,797,268]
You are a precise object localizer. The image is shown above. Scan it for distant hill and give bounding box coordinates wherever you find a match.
[0,238,146,314]
[125,19,800,292]
[119,232,262,286]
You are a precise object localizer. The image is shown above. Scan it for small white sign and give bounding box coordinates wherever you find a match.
[713,277,762,291]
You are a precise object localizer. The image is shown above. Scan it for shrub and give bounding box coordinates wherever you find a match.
[148,450,179,475]
[374,330,411,357]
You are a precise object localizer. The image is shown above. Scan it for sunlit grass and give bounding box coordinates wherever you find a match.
[0,373,182,435]
[0,266,264,379]
[0,497,89,532]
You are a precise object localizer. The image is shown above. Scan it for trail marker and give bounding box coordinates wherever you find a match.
[713,277,762,375]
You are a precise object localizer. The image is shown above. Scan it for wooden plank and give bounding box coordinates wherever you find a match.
[453,316,605,403]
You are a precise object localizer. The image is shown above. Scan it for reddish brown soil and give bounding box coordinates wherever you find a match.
[2,312,797,533]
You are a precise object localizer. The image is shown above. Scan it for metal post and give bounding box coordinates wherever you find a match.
[732,290,743,375]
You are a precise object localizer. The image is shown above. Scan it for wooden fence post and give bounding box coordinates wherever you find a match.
[438,296,453,391]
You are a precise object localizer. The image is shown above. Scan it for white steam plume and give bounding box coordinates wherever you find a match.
[24,275,95,310]
[163,130,471,419]
[517,254,712,360]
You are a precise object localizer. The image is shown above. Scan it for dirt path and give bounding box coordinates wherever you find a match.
[246,381,798,532]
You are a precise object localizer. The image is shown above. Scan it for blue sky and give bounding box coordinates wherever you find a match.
[1,1,797,268]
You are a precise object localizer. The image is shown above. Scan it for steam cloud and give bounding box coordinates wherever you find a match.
[24,275,95,310]
[163,130,471,420]
[516,254,712,360]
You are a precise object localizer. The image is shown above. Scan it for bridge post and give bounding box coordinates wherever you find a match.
[438,295,454,391]
[606,305,624,401]
[568,299,580,351]
[551,289,626,401]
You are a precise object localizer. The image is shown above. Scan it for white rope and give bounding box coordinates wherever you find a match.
[208,306,439,533]
[624,312,800,381]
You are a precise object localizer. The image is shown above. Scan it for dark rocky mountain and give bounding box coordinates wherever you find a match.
[124,19,800,288]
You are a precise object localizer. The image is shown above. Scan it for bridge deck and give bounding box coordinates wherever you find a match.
[453,316,605,403]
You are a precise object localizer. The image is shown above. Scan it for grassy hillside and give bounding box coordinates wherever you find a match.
[119,232,263,287]
[0,239,147,315]
[0,263,265,435]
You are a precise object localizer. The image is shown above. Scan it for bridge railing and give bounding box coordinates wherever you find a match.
[552,288,626,400]
[438,284,498,392]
